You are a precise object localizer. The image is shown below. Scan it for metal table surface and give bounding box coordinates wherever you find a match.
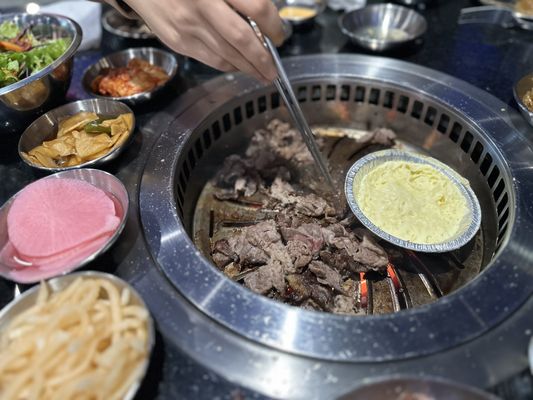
[0,1,532,399]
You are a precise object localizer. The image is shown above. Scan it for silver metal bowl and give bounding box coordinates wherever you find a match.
[18,99,135,172]
[274,0,327,26]
[339,375,498,400]
[0,13,82,136]
[0,169,129,283]
[345,149,482,253]
[82,47,178,106]
[513,72,533,127]
[102,8,155,39]
[0,271,154,400]
[339,4,427,51]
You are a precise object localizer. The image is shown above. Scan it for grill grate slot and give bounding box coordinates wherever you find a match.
[233,106,243,125]
[176,184,184,206]
[354,86,365,102]
[326,84,336,100]
[480,153,493,175]
[488,165,500,188]
[311,85,321,101]
[449,122,462,142]
[424,106,437,127]
[437,114,450,134]
[298,86,307,102]
[369,88,380,105]
[245,100,254,118]
[258,95,267,113]
[461,131,474,153]
[212,121,221,140]
[187,149,196,170]
[202,129,212,149]
[397,95,409,113]
[222,113,231,132]
[497,193,509,215]
[271,92,280,109]
[499,208,509,228]
[497,223,508,246]
[194,138,203,159]
[340,85,350,101]
[471,141,484,163]
[411,100,424,119]
[383,91,394,109]
[493,179,505,202]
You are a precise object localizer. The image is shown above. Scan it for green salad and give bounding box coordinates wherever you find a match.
[0,21,70,88]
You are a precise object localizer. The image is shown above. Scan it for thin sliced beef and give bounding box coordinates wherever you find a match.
[244,261,285,295]
[294,193,335,217]
[281,223,325,255]
[286,240,313,270]
[308,260,345,293]
[213,155,261,199]
[286,274,333,311]
[320,249,368,273]
[211,233,270,268]
[324,225,388,271]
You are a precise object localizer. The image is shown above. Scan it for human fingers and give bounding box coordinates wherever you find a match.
[193,22,267,82]
[179,36,236,72]
[225,0,285,46]
[200,0,277,81]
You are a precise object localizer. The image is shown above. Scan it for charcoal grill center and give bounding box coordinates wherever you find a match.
[140,55,533,362]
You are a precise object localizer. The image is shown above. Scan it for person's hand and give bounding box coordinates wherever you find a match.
[124,0,284,82]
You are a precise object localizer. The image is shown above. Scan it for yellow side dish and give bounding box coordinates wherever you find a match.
[22,112,133,168]
[355,160,469,244]
[279,6,317,20]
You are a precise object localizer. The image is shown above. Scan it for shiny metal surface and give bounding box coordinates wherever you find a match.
[82,47,178,106]
[339,4,427,51]
[102,8,155,39]
[18,99,135,172]
[513,72,533,127]
[0,13,82,136]
[339,375,499,400]
[0,271,154,400]
[140,54,533,366]
[274,0,327,26]
[259,27,335,191]
[0,169,129,283]
[459,6,533,30]
[345,149,482,253]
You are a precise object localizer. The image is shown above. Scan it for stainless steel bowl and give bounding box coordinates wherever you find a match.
[102,8,155,39]
[339,4,427,51]
[339,375,498,400]
[18,99,135,172]
[345,149,482,253]
[513,72,533,127]
[0,271,154,400]
[82,47,178,106]
[0,13,82,136]
[0,169,129,283]
[274,0,327,26]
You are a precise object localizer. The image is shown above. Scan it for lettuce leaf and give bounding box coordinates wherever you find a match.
[0,21,20,39]
[0,38,70,88]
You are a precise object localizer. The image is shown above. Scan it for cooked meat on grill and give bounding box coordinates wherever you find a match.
[209,119,397,315]
[308,261,345,294]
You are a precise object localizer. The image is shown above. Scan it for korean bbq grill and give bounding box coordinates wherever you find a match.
[139,55,533,398]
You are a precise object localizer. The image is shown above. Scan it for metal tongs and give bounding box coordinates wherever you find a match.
[248,20,336,193]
